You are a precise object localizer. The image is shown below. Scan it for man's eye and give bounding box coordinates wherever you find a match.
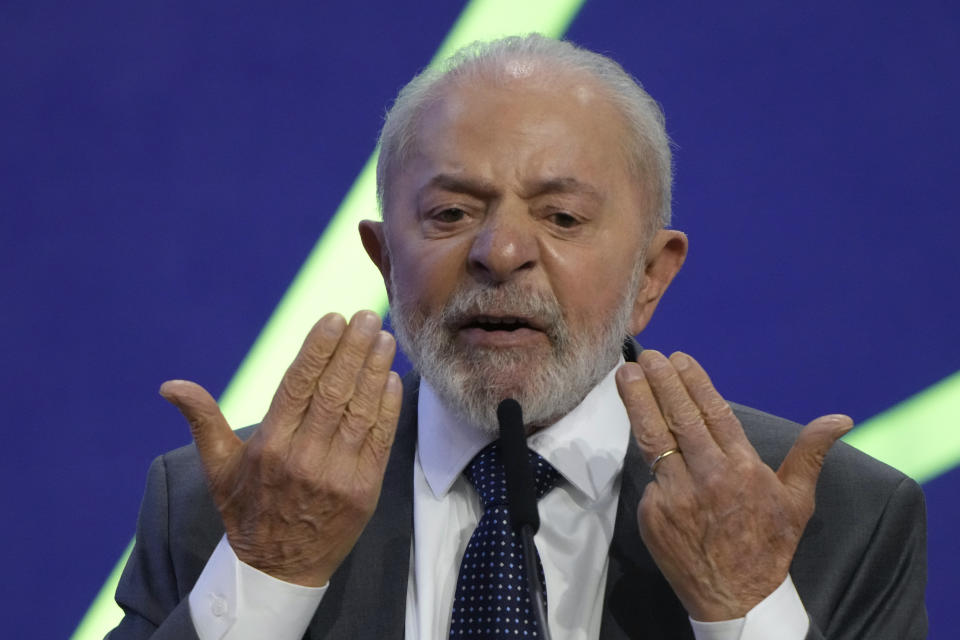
[433,208,466,223]
[549,212,580,228]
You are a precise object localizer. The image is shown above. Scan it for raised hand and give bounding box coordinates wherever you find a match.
[159,310,403,587]
[615,350,852,621]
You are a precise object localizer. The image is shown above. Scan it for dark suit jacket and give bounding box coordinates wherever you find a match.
[108,344,927,639]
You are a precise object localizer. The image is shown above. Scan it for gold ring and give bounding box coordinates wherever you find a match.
[650,448,681,477]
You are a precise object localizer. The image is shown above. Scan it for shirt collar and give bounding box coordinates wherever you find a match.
[417,357,631,503]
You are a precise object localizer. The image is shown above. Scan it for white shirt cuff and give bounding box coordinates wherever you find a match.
[188,535,327,640]
[689,574,809,640]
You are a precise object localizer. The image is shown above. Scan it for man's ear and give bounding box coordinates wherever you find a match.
[628,229,688,335]
[359,220,392,300]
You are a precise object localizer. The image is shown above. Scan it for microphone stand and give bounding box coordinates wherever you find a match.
[497,398,553,640]
[519,523,551,640]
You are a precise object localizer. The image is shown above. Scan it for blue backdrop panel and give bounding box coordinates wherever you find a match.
[0,1,956,637]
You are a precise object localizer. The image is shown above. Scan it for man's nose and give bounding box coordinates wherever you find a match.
[467,207,538,284]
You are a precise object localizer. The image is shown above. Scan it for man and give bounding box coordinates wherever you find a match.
[108,35,926,639]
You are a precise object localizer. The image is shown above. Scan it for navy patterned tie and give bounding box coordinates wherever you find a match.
[449,441,561,638]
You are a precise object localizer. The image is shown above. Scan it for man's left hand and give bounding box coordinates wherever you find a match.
[615,350,853,621]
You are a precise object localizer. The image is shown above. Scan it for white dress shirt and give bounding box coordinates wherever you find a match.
[189,363,809,639]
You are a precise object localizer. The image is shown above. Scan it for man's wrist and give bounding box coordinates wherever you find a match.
[689,574,808,640]
[188,535,327,640]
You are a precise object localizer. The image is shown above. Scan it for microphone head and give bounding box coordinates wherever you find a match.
[497,398,523,432]
[497,398,540,534]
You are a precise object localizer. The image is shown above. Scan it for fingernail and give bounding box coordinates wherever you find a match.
[374,330,394,353]
[322,313,346,336]
[158,380,185,407]
[386,370,402,393]
[826,414,855,434]
[159,379,186,397]
[618,363,644,382]
[672,352,690,370]
[354,310,381,333]
[640,350,666,369]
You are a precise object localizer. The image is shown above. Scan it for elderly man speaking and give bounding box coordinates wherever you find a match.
[108,35,926,640]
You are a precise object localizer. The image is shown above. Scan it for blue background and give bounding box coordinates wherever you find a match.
[1,1,957,637]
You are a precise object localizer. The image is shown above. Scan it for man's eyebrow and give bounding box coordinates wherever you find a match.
[420,174,604,203]
[420,174,499,199]
[521,177,604,203]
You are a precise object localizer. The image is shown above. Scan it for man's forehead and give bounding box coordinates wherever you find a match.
[429,91,611,152]
[431,66,612,116]
[409,73,628,164]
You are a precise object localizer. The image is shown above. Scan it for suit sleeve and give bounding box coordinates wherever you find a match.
[805,475,928,640]
[105,455,201,640]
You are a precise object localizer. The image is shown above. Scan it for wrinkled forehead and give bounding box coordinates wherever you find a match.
[423,62,622,134]
[385,66,636,199]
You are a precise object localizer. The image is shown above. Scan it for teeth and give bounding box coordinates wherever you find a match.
[478,316,520,325]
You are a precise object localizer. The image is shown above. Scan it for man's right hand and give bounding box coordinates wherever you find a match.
[159,310,403,587]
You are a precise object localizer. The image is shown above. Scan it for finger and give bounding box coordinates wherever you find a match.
[263,312,347,434]
[669,352,749,454]
[306,310,383,439]
[159,379,240,481]
[307,329,396,452]
[778,414,854,499]
[616,362,684,479]
[364,370,403,468]
[638,350,722,468]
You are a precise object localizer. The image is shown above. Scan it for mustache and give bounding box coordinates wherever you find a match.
[437,283,567,340]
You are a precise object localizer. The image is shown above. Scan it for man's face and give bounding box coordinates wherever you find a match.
[371,73,668,432]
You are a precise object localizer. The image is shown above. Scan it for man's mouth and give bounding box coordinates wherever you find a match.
[454,314,550,348]
[457,314,545,332]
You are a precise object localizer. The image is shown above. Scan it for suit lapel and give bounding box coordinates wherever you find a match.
[599,339,693,639]
[305,376,420,640]
[599,438,693,639]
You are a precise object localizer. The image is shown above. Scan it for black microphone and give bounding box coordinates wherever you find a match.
[497,398,553,640]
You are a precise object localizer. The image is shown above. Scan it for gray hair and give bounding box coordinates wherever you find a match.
[375,34,673,233]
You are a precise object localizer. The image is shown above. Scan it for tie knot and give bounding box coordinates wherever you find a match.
[464,441,561,509]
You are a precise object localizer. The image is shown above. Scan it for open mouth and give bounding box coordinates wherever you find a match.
[459,315,543,332]
[461,316,534,331]
[453,313,552,348]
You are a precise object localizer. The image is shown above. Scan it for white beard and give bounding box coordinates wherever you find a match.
[388,263,642,435]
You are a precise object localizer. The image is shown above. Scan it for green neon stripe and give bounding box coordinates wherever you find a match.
[217,0,587,429]
[72,2,587,638]
[221,0,587,430]
[219,155,385,429]
[433,0,586,63]
[843,369,960,484]
[69,540,133,640]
